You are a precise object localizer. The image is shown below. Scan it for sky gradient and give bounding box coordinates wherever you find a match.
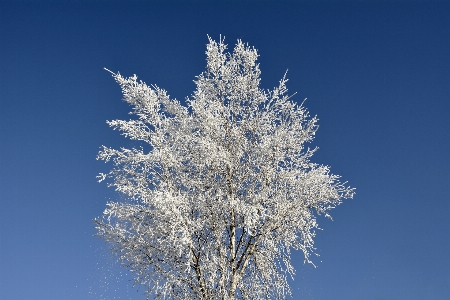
[1,1,449,299]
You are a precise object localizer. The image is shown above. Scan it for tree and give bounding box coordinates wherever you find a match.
[95,36,355,300]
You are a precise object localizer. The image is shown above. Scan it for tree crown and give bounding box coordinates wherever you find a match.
[96,36,355,300]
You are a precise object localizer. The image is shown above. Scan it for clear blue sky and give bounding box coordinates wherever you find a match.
[1,1,449,299]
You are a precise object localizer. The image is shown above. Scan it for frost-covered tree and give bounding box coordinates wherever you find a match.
[95,36,355,300]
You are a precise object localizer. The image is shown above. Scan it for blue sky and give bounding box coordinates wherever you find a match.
[1,1,449,299]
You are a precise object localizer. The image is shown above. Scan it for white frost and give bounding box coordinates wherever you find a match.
[95,36,355,300]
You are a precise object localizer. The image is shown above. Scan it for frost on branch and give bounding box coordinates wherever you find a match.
[95,36,355,300]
